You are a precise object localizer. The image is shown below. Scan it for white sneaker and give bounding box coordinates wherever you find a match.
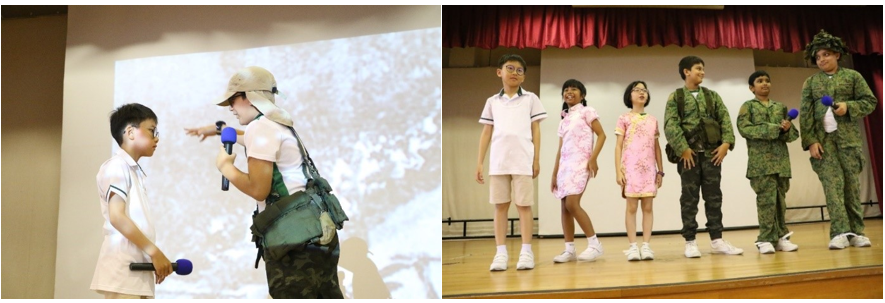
[639,243,655,260]
[829,233,851,250]
[516,253,534,270]
[553,251,576,263]
[850,235,872,248]
[776,232,799,252]
[756,242,775,254]
[489,253,508,271]
[684,241,702,258]
[711,239,744,255]
[578,245,603,262]
[624,245,641,261]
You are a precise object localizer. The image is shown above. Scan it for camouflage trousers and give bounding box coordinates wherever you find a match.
[809,131,865,238]
[750,175,790,244]
[676,152,723,241]
[264,234,344,299]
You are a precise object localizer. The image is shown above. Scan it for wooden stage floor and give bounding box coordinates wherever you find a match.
[442,220,883,298]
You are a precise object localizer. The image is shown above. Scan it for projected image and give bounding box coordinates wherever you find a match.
[111,28,441,299]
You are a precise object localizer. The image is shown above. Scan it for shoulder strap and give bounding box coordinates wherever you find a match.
[284,126,321,181]
[701,86,716,119]
[675,89,685,118]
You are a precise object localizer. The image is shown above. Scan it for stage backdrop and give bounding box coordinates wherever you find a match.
[441,45,879,237]
[56,6,441,299]
[536,45,879,236]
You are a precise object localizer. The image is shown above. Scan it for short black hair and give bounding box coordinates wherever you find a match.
[109,103,157,146]
[748,70,771,87]
[560,79,587,118]
[623,80,651,108]
[497,54,527,74]
[678,56,705,80]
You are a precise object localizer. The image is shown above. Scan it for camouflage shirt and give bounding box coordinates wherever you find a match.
[737,98,799,178]
[799,67,877,150]
[664,86,736,158]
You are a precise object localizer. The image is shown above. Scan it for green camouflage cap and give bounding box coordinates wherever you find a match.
[804,29,849,66]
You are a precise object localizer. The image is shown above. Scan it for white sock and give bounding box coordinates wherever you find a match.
[496,245,507,255]
[521,244,533,255]
[588,235,600,247]
[712,239,723,245]
[629,242,637,247]
[642,242,650,247]
[565,242,575,253]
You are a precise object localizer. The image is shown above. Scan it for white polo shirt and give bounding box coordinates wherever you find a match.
[91,149,156,297]
[244,116,307,213]
[479,87,547,175]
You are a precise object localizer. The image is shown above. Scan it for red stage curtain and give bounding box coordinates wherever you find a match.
[444,6,882,55]
[852,54,883,211]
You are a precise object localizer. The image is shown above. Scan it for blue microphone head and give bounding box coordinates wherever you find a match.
[221,127,237,144]
[788,108,799,120]
[821,95,833,106]
[175,259,193,275]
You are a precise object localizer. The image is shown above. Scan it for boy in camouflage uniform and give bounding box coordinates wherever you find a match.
[736,71,800,254]
[665,56,744,258]
[799,30,877,249]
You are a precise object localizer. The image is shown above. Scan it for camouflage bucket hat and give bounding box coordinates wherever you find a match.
[804,29,849,66]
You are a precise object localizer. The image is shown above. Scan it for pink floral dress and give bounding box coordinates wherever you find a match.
[615,112,660,198]
[554,104,599,199]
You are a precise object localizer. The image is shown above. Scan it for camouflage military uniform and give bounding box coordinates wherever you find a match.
[264,233,343,298]
[799,67,877,239]
[737,98,799,245]
[664,86,736,241]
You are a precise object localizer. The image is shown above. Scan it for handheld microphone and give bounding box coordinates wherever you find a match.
[221,127,237,191]
[821,95,839,109]
[130,258,193,275]
[787,108,799,120]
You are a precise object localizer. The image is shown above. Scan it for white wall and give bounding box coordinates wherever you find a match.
[57,5,441,299]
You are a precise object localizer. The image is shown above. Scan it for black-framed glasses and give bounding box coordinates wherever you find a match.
[504,65,525,76]
[126,125,159,139]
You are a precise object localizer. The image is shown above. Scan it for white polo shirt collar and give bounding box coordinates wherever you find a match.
[115,149,146,177]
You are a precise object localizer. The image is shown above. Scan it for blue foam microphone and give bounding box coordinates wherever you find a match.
[787,108,799,120]
[821,95,839,109]
[221,127,237,191]
[130,258,193,275]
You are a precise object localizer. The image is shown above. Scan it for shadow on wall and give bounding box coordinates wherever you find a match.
[338,237,391,299]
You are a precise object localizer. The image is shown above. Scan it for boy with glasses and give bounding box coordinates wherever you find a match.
[91,103,172,298]
[476,54,547,271]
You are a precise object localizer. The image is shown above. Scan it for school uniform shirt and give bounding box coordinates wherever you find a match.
[91,149,156,297]
[244,115,307,213]
[479,87,547,176]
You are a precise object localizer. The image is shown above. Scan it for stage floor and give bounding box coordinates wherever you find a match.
[442,220,883,298]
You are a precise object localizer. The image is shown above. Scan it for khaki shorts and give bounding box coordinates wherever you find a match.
[489,174,534,206]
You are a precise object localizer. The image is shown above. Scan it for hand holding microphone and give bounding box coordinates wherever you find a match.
[219,127,238,191]
[821,95,847,116]
[130,258,193,278]
[782,108,798,131]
